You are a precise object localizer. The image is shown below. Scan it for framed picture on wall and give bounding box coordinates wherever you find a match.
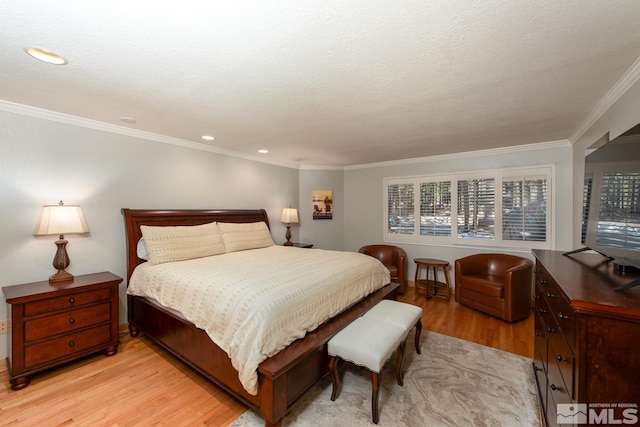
[312,190,332,220]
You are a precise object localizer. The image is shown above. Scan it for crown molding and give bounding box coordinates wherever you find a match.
[344,139,571,170]
[0,100,301,170]
[570,55,640,144]
[299,164,345,171]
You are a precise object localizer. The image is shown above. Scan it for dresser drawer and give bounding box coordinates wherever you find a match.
[25,288,111,316]
[548,330,575,400]
[533,360,548,415]
[24,324,112,369]
[547,351,572,406]
[534,312,548,372]
[544,284,576,349]
[25,303,111,342]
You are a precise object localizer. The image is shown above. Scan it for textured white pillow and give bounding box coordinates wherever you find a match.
[140,221,226,265]
[218,221,275,252]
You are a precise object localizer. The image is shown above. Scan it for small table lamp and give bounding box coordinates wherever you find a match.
[34,201,89,283]
[280,207,299,246]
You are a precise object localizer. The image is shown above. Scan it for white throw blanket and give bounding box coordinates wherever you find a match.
[127,245,390,395]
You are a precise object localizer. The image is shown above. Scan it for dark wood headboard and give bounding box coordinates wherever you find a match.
[121,208,270,283]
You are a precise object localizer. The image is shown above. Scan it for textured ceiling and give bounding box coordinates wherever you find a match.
[1,1,640,167]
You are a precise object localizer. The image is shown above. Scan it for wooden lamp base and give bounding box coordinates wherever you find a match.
[283,224,293,246]
[50,235,74,283]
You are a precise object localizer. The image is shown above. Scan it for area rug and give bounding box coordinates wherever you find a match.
[229,331,539,426]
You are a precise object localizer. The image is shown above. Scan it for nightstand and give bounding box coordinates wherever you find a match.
[2,271,122,390]
[286,243,313,248]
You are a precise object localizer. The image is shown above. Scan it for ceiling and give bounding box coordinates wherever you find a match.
[2,1,640,168]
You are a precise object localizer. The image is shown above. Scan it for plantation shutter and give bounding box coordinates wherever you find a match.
[387,182,415,235]
[502,177,548,242]
[457,178,495,240]
[420,181,452,236]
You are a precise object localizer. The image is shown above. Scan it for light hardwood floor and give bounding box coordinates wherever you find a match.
[0,286,533,426]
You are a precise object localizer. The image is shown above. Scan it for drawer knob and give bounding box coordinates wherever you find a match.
[69,341,75,348]
[69,318,75,324]
[556,354,568,363]
[539,279,548,285]
[539,307,547,314]
[550,383,563,392]
[558,312,570,320]
[534,269,541,274]
[547,326,556,333]
[69,297,75,304]
[546,292,555,298]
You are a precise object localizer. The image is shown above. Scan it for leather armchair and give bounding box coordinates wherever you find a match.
[358,244,407,294]
[454,253,533,322]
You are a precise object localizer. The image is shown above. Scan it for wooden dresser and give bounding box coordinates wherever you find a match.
[3,272,122,390]
[532,250,640,426]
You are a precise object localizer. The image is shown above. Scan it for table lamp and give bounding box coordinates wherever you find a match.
[34,201,89,283]
[280,207,299,246]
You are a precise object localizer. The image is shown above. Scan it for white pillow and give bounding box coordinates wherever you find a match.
[218,221,275,253]
[140,221,226,265]
[137,237,149,260]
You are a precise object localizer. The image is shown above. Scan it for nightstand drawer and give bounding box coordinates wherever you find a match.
[25,288,111,316]
[24,324,112,368]
[25,303,111,342]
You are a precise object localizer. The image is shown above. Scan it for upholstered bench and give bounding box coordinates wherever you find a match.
[362,300,423,354]
[327,301,423,424]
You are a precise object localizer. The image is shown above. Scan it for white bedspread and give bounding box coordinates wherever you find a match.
[127,245,390,395]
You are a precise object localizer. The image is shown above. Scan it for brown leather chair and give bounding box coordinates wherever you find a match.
[454,253,533,322]
[358,244,407,294]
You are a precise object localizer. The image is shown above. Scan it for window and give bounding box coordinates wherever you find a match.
[420,181,451,236]
[457,178,495,240]
[502,176,547,242]
[384,166,554,249]
[386,182,415,235]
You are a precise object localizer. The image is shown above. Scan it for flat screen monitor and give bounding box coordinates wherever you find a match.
[568,123,640,290]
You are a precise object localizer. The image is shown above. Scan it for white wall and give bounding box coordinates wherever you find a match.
[298,169,345,250]
[343,143,574,282]
[0,110,298,359]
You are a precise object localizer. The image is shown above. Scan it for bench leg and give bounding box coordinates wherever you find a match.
[415,319,422,354]
[329,355,340,401]
[396,341,406,386]
[371,371,380,424]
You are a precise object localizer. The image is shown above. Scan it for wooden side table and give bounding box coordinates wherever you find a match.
[284,243,314,248]
[414,258,451,300]
[2,272,122,390]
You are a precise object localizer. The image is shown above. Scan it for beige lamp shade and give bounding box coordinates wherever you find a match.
[280,208,299,224]
[34,203,89,236]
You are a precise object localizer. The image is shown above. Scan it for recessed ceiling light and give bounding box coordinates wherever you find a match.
[24,47,67,65]
[120,116,137,124]
[258,149,269,154]
[201,135,215,141]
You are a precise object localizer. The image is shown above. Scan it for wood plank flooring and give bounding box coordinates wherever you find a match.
[0,287,533,426]
[399,285,534,358]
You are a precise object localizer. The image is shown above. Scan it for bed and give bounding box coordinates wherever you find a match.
[122,208,399,427]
